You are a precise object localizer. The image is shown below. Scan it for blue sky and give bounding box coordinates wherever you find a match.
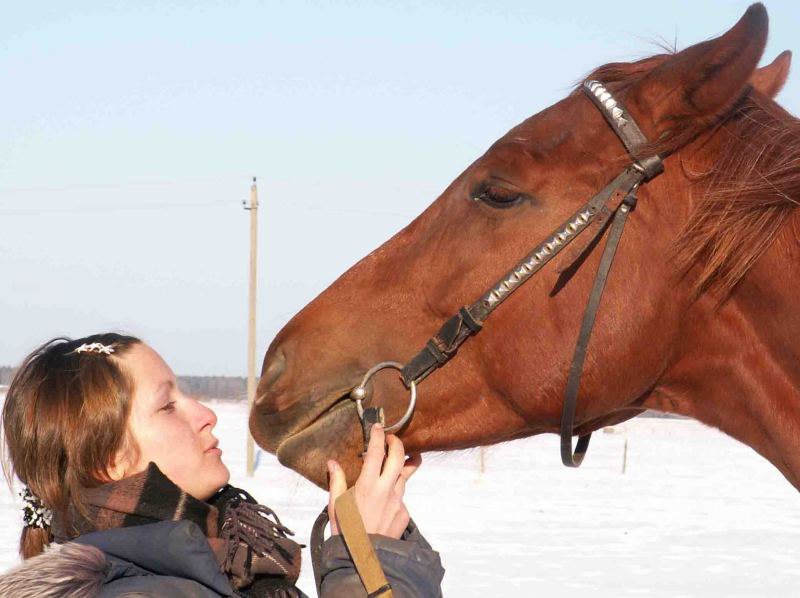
[1,1,798,375]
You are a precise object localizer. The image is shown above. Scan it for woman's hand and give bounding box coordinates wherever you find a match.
[327,424,421,539]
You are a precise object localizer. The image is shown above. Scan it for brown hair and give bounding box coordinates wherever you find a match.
[1,333,141,559]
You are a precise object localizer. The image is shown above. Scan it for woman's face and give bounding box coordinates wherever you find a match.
[113,343,230,500]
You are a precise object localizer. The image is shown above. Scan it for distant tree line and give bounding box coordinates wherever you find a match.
[1,365,250,401]
[178,376,251,401]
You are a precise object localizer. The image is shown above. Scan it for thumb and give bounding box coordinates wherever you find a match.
[327,460,348,535]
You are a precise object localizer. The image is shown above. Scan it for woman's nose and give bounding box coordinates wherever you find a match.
[192,398,218,431]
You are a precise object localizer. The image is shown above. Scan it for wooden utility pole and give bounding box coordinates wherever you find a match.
[244,177,259,476]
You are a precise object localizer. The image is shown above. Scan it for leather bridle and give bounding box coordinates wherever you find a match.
[349,80,664,467]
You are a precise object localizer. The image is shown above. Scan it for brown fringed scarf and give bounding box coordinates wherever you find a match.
[51,463,304,597]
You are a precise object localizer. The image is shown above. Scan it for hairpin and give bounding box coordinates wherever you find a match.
[20,486,52,529]
[70,342,115,355]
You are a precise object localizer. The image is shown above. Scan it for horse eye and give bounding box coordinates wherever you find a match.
[472,184,524,209]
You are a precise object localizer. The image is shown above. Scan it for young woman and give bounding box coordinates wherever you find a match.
[0,333,444,597]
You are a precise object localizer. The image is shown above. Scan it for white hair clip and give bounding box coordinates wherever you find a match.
[71,342,115,355]
[20,486,52,529]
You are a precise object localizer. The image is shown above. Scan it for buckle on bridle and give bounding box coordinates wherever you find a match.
[632,155,664,181]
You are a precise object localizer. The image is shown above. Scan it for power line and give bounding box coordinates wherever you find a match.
[0,200,238,216]
[0,200,418,219]
[0,174,259,195]
[305,205,415,218]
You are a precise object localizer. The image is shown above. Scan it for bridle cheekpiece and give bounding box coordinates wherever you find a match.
[349,79,664,466]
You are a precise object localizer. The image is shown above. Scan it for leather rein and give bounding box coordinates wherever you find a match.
[349,79,665,467]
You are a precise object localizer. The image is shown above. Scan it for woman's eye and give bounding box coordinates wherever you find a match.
[160,401,176,413]
[472,185,524,208]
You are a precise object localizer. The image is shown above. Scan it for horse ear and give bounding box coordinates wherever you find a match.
[750,50,792,98]
[632,3,767,129]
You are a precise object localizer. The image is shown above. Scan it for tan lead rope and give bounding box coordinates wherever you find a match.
[334,488,394,598]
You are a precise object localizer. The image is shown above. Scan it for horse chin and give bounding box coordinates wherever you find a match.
[275,399,365,488]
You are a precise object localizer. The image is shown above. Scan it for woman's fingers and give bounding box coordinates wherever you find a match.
[392,453,422,496]
[400,453,422,481]
[393,473,407,499]
[386,503,411,539]
[359,424,386,482]
[344,428,422,538]
[380,433,406,483]
[327,460,348,535]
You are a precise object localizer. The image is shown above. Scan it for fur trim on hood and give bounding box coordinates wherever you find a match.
[0,542,106,598]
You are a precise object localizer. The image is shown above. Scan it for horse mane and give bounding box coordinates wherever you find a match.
[579,56,800,299]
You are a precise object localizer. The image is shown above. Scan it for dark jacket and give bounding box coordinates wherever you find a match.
[0,519,444,597]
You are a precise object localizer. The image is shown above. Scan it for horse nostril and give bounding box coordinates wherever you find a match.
[261,348,287,393]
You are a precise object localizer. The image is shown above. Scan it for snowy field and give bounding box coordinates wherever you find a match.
[1,399,799,597]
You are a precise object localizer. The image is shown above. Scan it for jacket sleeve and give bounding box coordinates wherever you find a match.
[99,574,230,598]
[317,520,444,598]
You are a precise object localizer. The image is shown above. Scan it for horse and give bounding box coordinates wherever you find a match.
[250,3,800,493]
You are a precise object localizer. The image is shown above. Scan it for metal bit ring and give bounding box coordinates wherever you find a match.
[349,361,417,433]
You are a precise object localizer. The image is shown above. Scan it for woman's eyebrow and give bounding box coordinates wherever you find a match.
[154,380,175,399]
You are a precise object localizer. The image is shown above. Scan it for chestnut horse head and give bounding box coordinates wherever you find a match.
[251,4,800,490]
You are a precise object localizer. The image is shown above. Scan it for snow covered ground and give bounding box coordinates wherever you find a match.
[1,399,799,597]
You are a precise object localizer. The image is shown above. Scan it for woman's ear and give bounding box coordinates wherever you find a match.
[107,433,139,481]
[107,449,130,481]
[628,3,768,134]
[750,50,792,98]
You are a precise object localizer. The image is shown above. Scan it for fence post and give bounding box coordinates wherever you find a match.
[622,437,628,474]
